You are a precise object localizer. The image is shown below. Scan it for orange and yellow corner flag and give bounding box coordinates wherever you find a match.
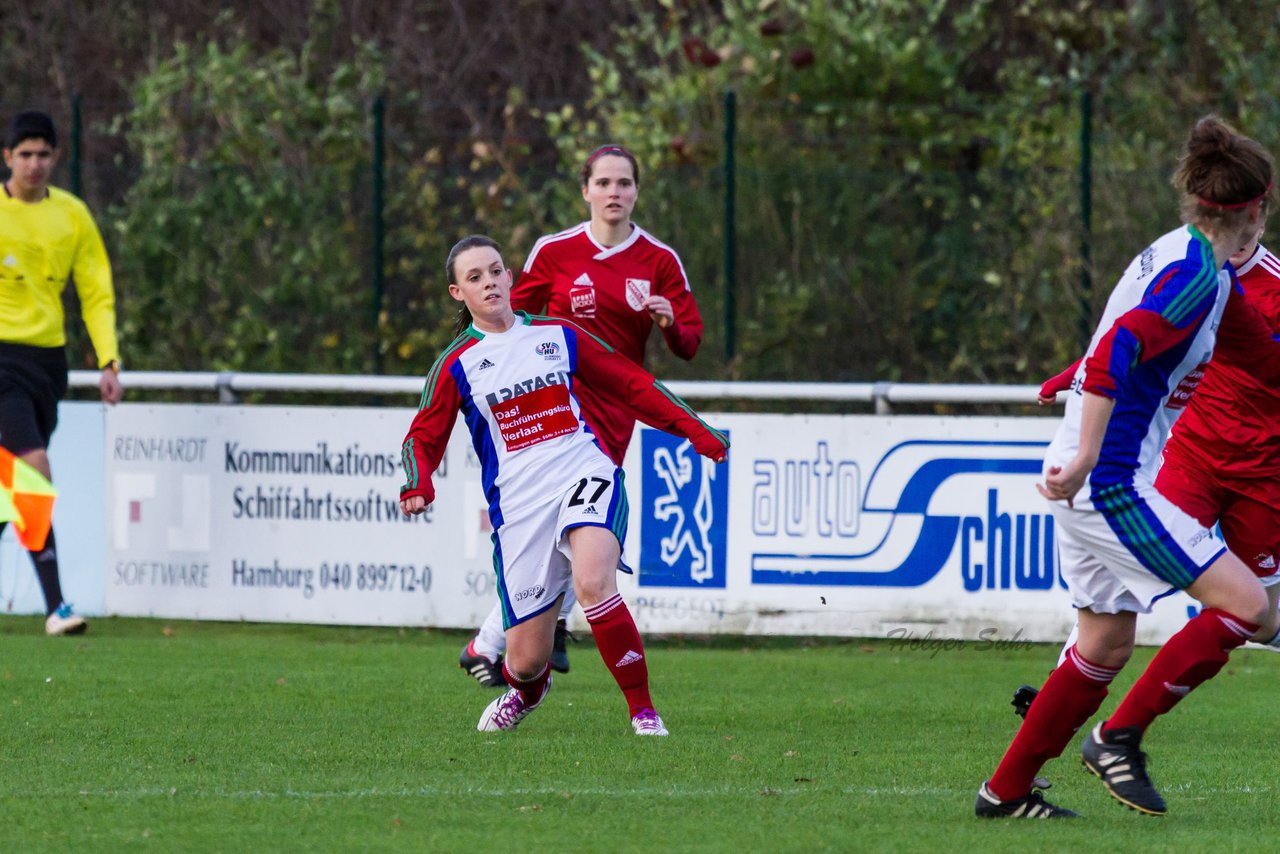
[0,446,58,551]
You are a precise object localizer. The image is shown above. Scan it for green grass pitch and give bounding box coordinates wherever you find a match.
[3,617,1279,851]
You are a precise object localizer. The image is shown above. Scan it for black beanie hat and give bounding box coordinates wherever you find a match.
[6,111,57,150]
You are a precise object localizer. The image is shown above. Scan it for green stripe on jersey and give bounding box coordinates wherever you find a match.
[525,311,618,353]
[1163,228,1217,326]
[418,331,475,410]
[1163,249,1216,326]
[654,381,729,447]
[401,440,419,490]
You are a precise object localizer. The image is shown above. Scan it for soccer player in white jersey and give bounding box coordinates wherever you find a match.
[459,144,704,687]
[399,235,728,736]
[975,116,1275,819]
[1028,227,1280,655]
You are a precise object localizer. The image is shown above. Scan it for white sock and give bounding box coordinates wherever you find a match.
[472,602,507,660]
[558,586,576,622]
[1056,623,1079,668]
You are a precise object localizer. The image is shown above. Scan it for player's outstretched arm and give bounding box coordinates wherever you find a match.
[571,325,727,462]
[1039,357,1081,405]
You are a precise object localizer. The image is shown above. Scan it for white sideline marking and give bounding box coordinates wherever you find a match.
[48,786,814,799]
[10,782,1271,800]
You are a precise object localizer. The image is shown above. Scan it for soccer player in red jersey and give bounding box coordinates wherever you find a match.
[1157,229,1280,604]
[459,145,704,684]
[513,144,703,458]
[400,235,727,734]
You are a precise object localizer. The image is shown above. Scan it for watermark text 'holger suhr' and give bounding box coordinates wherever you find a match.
[885,627,1036,658]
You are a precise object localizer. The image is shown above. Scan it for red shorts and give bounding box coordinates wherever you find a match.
[1157,444,1280,580]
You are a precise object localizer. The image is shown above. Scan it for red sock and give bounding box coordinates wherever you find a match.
[584,593,652,716]
[501,661,550,706]
[1106,607,1257,733]
[987,645,1118,801]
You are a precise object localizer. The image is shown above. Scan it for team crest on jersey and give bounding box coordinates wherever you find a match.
[625,278,651,311]
[535,341,561,359]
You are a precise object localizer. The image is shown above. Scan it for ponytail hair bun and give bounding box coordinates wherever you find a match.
[1174,116,1274,224]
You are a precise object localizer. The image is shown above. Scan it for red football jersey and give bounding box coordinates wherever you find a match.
[1163,243,1280,481]
[511,222,703,463]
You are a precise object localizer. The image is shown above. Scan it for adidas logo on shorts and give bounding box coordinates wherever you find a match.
[583,505,598,515]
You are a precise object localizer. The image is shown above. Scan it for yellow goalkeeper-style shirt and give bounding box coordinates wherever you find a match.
[0,185,119,366]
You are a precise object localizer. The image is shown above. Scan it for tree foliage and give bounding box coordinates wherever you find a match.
[110,14,391,372]
[549,0,1111,381]
[8,0,1280,384]
[540,0,1280,383]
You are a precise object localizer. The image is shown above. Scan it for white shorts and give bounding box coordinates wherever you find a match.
[1051,478,1226,614]
[493,464,630,628]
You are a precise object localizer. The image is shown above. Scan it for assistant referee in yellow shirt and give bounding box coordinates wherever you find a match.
[0,110,123,635]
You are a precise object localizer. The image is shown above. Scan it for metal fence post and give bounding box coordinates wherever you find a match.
[873,381,892,415]
[217,372,238,404]
[371,95,386,375]
[723,89,737,363]
[1079,88,1093,350]
[70,93,83,197]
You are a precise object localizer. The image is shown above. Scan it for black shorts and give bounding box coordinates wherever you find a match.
[0,343,68,454]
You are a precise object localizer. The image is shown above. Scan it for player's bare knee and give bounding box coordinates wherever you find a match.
[1241,595,1270,628]
[1078,637,1133,669]
[572,572,615,607]
[1098,643,1133,669]
[1216,584,1269,627]
[503,650,544,681]
[572,579,606,607]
